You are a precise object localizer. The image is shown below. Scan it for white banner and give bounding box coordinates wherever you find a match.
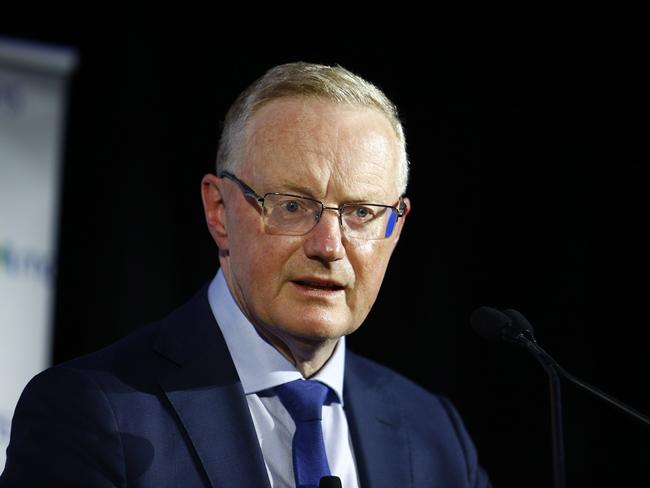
[0,37,77,469]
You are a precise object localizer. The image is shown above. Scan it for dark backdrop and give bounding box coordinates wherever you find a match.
[3,4,649,487]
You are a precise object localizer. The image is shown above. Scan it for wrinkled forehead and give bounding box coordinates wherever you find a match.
[239,98,403,201]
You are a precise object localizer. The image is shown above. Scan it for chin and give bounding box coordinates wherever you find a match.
[283,313,356,342]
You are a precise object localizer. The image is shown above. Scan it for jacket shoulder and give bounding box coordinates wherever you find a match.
[345,350,491,487]
[345,349,447,408]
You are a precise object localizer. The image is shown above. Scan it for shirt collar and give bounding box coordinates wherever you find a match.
[207,269,345,404]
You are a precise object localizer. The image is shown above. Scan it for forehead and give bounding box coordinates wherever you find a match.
[240,97,402,200]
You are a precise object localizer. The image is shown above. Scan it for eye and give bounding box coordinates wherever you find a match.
[354,207,370,219]
[350,206,375,220]
[281,200,302,213]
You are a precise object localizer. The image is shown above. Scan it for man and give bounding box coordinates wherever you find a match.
[1,62,490,487]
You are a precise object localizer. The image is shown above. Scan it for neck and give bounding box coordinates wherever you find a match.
[252,323,339,378]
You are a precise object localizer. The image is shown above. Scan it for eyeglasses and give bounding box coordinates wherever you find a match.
[219,171,406,240]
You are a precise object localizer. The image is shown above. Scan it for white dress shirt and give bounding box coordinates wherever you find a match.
[208,269,360,488]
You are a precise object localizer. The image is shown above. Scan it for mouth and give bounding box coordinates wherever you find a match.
[291,279,346,292]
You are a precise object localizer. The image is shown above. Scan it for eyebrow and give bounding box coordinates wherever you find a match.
[276,185,388,205]
[278,182,317,198]
[273,180,390,205]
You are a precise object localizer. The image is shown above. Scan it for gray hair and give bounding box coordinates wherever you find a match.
[216,62,409,193]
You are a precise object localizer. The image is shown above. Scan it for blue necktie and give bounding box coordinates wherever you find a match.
[275,379,331,488]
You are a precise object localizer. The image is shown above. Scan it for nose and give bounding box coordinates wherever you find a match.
[303,208,346,262]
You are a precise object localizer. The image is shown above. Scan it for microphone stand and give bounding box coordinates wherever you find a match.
[513,330,650,488]
[514,334,566,488]
[473,305,650,488]
[515,333,650,427]
[551,360,650,427]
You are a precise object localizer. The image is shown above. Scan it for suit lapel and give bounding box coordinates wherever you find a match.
[344,354,412,488]
[154,287,271,488]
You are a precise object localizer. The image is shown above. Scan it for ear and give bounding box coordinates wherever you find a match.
[201,174,229,251]
[392,196,411,243]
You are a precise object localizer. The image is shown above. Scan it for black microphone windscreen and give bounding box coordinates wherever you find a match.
[470,306,513,342]
[319,476,342,488]
[503,308,535,337]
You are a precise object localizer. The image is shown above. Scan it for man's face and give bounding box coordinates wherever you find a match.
[206,97,409,355]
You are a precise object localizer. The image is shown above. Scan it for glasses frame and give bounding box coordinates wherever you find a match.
[218,171,406,239]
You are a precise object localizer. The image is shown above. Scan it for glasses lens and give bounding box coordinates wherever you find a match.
[263,194,321,235]
[261,194,399,240]
[341,205,396,240]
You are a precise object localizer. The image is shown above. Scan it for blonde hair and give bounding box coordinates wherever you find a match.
[216,62,409,193]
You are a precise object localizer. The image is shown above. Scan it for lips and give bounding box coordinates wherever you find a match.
[292,278,346,291]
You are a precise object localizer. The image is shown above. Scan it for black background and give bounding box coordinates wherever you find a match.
[2,3,649,487]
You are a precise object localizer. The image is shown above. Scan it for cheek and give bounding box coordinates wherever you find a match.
[348,240,395,305]
[233,239,284,289]
[229,228,301,304]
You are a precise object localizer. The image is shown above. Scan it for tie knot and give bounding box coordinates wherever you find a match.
[275,379,330,422]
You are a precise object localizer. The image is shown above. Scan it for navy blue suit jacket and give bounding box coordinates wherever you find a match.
[1,286,490,487]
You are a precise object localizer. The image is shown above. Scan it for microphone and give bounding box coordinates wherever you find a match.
[470,306,533,343]
[471,306,566,488]
[471,307,650,488]
[319,476,342,488]
[472,306,650,427]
